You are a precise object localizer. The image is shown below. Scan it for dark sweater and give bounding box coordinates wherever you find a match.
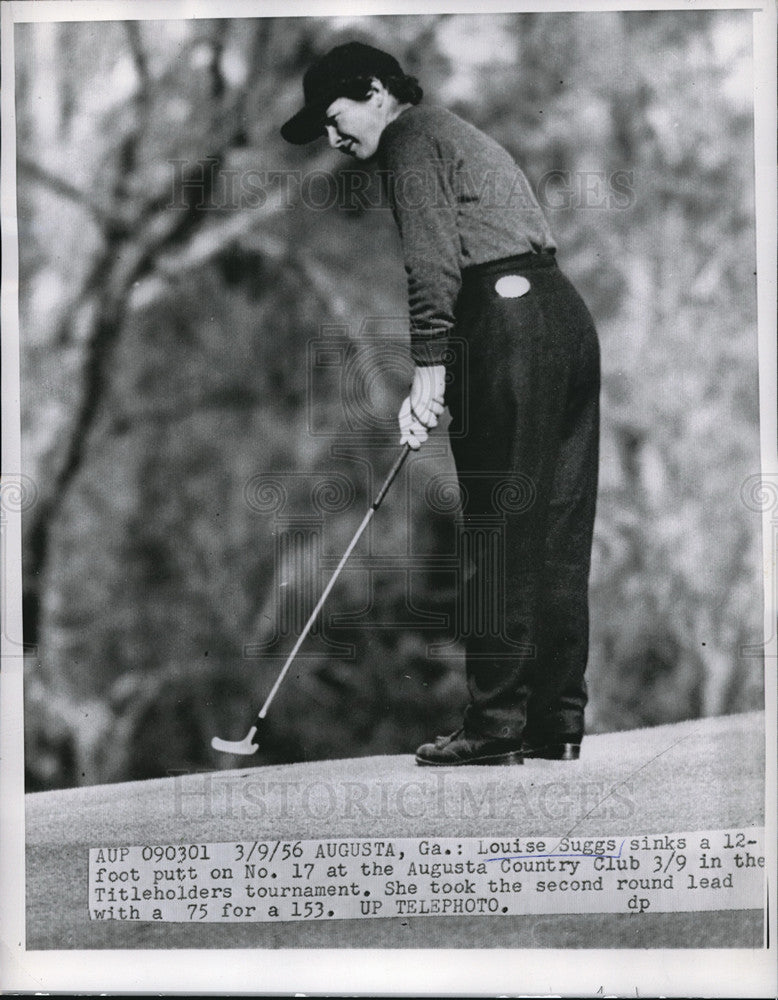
[378,104,556,365]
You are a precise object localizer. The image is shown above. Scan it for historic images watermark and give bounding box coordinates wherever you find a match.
[237,306,774,668]
[170,769,636,824]
[740,472,778,657]
[1,474,38,656]
[238,319,539,663]
[165,159,636,213]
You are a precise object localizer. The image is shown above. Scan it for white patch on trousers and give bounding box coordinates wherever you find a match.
[495,275,531,298]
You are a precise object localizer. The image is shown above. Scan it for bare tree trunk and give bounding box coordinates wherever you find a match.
[21,21,259,647]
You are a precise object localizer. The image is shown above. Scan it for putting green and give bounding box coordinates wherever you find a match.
[26,711,765,949]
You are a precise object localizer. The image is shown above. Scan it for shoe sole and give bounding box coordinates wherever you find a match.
[415,750,524,767]
[522,743,581,761]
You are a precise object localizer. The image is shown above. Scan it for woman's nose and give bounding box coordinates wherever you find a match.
[325,125,340,148]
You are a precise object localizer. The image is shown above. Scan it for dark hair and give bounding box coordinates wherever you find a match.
[335,73,423,106]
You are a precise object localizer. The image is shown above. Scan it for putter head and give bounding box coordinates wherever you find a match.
[211,726,259,755]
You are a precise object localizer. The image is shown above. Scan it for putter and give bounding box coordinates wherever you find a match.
[211,443,411,755]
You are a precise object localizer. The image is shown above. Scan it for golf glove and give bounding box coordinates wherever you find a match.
[399,364,446,450]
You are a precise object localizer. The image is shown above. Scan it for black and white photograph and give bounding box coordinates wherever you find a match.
[1,0,776,994]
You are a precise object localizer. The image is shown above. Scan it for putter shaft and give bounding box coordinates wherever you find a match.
[211,444,411,754]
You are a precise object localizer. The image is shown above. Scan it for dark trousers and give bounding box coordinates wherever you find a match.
[447,251,600,743]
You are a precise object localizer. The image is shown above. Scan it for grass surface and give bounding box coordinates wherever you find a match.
[26,711,765,949]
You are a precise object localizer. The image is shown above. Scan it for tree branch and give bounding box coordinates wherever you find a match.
[17,156,130,234]
[23,20,302,646]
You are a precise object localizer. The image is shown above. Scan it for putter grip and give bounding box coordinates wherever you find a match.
[371,444,411,510]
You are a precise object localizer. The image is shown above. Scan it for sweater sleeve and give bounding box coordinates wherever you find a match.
[381,127,461,366]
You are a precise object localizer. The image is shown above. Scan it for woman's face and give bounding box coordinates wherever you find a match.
[323,81,387,160]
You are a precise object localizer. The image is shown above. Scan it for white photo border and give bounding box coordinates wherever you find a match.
[1,0,775,994]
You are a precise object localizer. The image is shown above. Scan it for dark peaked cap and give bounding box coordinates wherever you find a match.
[281,41,405,144]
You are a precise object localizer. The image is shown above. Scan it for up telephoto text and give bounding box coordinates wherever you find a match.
[88,829,765,922]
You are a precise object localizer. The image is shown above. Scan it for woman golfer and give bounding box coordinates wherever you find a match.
[281,41,600,766]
